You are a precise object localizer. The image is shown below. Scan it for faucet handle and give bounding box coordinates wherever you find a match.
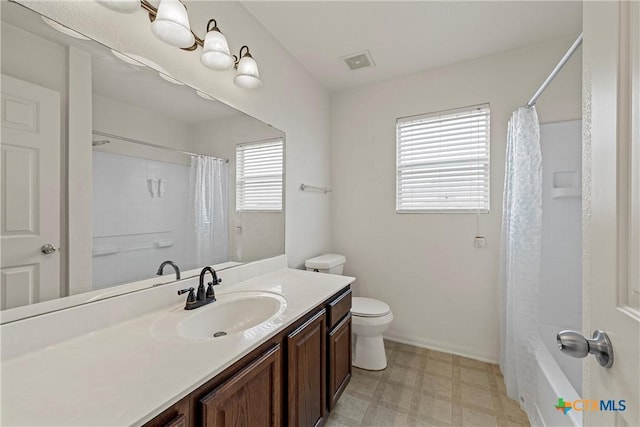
[206,279,221,299]
[178,287,196,304]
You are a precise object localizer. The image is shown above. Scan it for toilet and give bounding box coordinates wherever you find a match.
[350,296,393,370]
[305,254,393,371]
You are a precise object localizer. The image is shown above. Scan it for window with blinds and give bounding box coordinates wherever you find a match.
[236,139,283,212]
[396,104,490,213]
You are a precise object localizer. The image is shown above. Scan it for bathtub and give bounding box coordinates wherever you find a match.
[534,325,582,427]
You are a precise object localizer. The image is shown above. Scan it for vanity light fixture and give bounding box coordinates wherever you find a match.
[233,46,262,89]
[200,19,234,71]
[41,17,90,40]
[95,0,140,14]
[151,0,195,48]
[95,0,262,88]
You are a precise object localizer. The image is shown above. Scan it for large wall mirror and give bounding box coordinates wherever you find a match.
[0,1,285,322]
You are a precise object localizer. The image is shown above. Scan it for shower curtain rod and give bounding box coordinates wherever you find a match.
[92,130,229,163]
[525,32,583,108]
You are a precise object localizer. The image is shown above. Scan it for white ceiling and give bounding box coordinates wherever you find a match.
[242,1,582,92]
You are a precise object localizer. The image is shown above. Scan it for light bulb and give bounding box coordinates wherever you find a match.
[234,54,262,89]
[201,28,234,71]
[95,0,140,14]
[151,0,195,48]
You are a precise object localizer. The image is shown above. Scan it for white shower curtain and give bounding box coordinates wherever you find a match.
[188,156,229,268]
[500,107,542,425]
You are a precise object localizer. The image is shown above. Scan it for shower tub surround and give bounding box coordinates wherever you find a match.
[534,120,582,427]
[92,151,191,288]
[0,256,354,426]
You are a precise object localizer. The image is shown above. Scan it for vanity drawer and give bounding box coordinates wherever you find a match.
[327,289,351,329]
[144,396,190,427]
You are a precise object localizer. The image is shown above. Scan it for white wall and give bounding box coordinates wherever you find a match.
[67,47,93,296]
[23,1,332,269]
[331,38,581,362]
[0,23,66,93]
[93,94,194,162]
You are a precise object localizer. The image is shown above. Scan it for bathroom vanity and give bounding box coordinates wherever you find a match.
[0,264,354,426]
[146,286,352,427]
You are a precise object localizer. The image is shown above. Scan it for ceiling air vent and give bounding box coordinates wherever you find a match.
[341,50,375,71]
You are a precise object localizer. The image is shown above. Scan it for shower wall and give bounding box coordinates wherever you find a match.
[539,120,583,394]
[92,151,190,289]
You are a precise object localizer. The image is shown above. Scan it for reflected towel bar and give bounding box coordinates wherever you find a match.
[300,183,332,194]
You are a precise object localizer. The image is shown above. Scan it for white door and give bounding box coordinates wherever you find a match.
[1,74,61,310]
[583,2,640,426]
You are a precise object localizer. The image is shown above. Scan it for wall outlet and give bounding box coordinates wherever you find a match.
[474,235,486,248]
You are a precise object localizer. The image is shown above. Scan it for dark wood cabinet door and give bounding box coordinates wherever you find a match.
[200,345,282,427]
[328,314,352,411]
[287,309,327,427]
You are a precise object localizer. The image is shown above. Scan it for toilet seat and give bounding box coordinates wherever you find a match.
[351,297,391,318]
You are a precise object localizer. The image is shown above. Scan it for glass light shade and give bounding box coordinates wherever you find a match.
[196,90,216,101]
[111,49,145,66]
[42,17,90,40]
[234,55,262,89]
[151,0,195,48]
[95,0,140,14]
[158,72,185,86]
[110,51,183,85]
[200,30,234,70]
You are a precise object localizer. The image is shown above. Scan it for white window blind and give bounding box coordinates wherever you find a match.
[396,104,490,213]
[236,139,283,212]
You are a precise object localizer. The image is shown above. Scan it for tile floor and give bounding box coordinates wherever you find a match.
[327,340,530,427]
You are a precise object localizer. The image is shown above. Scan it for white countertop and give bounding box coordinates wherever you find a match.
[0,268,354,426]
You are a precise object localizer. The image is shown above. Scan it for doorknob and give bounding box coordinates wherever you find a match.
[40,244,57,254]
[557,330,614,368]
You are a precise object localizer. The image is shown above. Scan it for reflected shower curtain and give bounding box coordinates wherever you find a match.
[499,107,542,425]
[188,156,228,267]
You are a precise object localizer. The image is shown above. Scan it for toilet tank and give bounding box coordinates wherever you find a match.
[305,254,346,275]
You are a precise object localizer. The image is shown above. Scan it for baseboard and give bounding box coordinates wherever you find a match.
[383,332,499,364]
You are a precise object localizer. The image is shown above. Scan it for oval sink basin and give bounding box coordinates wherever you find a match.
[178,293,286,339]
[151,291,287,341]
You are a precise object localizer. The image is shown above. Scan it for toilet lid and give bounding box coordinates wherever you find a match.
[351,297,391,317]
